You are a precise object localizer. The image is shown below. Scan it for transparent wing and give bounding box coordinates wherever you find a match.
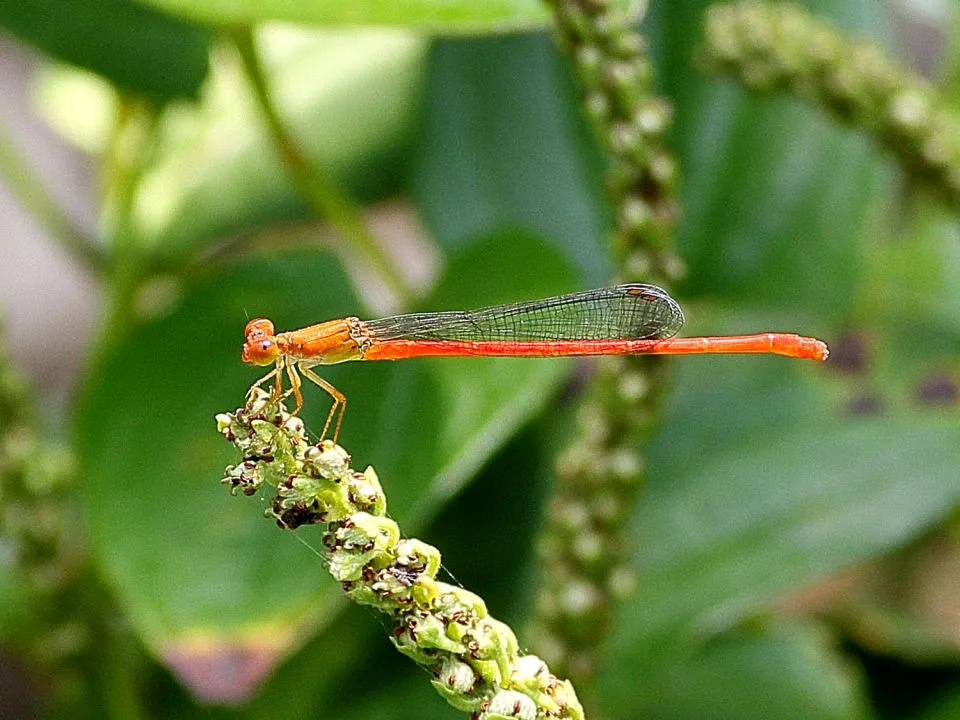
[364,284,684,342]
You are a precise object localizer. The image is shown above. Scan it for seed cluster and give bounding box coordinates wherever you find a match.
[218,388,584,720]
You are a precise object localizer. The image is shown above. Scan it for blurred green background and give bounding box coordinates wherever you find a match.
[0,0,958,718]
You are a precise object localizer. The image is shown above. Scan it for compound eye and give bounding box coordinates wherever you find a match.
[244,318,275,339]
[242,319,279,365]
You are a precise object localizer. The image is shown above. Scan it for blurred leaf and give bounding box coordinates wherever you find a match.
[412,33,612,287]
[132,0,635,32]
[417,422,556,619]
[596,344,958,715]
[342,663,464,720]
[34,66,118,155]
[0,0,209,101]
[138,28,426,265]
[230,605,385,719]
[864,198,960,365]
[73,231,575,700]
[647,343,828,482]
[75,252,359,702]
[603,621,872,720]
[912,685,960,720]
[0,561,30,643]
[613,410,960,662]
[646,0,890,319]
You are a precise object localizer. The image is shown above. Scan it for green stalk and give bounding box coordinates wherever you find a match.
[0,117,106,275]
[231,27,413,307]
[98,96,160,344]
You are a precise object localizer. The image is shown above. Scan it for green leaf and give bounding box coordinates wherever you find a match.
[595,338,957,715]
[646,0,890,319]
[912,685,960,720]
[865,198,960,363]
[603,621,873,720]
[74,231,576,701]
[412,33,612,286]
[613,411,960,660]
[75,252,359,701]
[131,0,635,32]
[403,231,578,525]
[239,605,387,718]
[342,662,465,720]
[0,560,31,643]
[0,0,209,101]
[138,28,426,265]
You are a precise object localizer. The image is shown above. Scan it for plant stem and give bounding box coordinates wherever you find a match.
[534,0,682,699]
[99,97,160,344]
[231,26,413,307]
[0,117,107,276]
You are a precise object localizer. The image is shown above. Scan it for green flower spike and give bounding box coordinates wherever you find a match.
[536,0,681,689]
[217,388,585,720]
[703,1,960,206]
